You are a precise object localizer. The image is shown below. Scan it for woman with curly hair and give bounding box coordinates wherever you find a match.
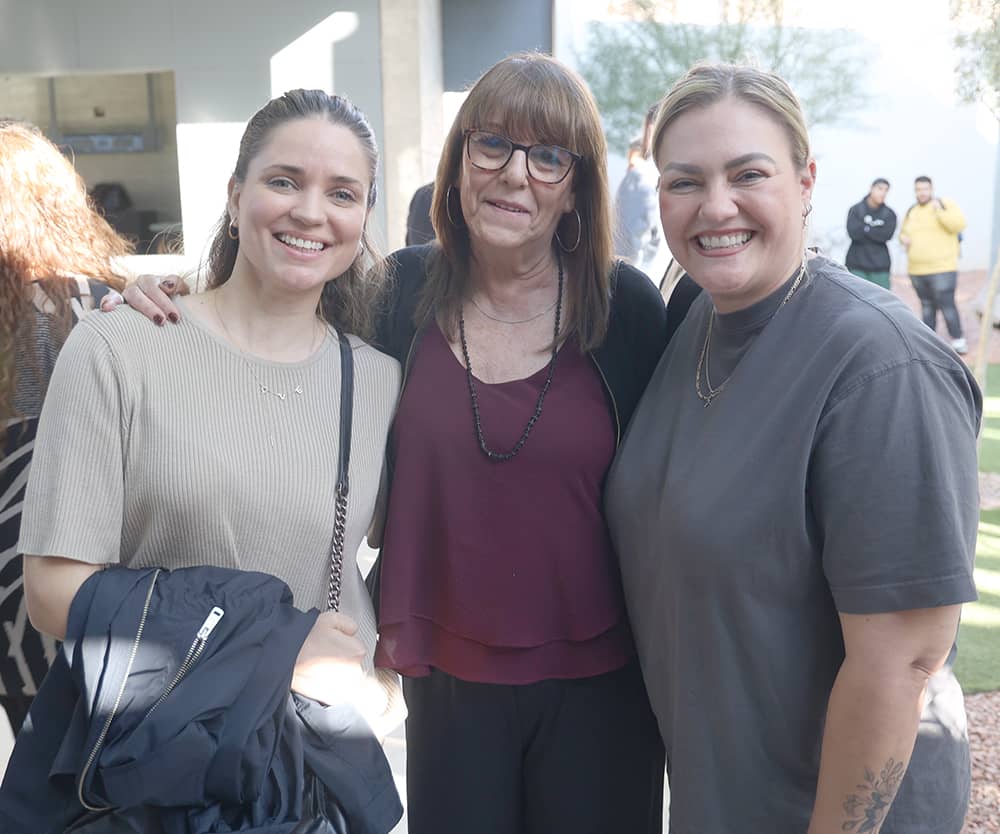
[0,120,130,733]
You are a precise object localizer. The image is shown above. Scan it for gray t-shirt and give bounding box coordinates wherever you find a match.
[605,256,980,834]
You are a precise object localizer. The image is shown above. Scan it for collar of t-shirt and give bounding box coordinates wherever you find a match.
[708,267,802,380]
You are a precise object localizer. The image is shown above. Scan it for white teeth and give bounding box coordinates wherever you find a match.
[277,234,325,251]
[698,232,752,250]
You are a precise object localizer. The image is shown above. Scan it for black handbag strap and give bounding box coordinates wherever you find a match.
[337,332,354,495]
[326,332,354,612]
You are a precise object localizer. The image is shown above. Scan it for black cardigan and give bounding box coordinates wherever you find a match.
[367,245,698,610]
[374,244,699,436]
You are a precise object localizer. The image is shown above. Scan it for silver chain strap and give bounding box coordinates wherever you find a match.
[326,482,349,612]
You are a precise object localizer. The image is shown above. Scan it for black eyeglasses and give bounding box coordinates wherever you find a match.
[463,129,580,184]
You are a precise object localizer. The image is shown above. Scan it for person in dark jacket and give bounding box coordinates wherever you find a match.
[367,53,697,834]
[0,120,129,734]
[845,177,897,289]
[404,182,435,246]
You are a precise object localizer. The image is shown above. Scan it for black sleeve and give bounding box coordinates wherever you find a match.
[665,274,702,345]
[845,203,866,242]
[373,245,433,361]
[612,262,669,385]
[867,207,897,242]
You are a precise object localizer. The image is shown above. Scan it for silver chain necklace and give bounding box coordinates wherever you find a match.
[695,263,807,408]
[469,294,558,325]
[214,291,320,402]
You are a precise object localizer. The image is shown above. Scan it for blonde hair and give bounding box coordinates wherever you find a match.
[651,63,811,171]
[423,52,614,352]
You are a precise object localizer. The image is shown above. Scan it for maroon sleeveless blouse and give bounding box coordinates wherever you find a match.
[374,324,634,684]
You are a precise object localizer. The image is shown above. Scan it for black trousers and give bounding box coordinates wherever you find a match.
[402,662,665,834]
[910,271,963,338]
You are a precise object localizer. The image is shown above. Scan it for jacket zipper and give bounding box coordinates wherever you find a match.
[589,355,621,447]
[142,606,224,721]
[78,569,162,812]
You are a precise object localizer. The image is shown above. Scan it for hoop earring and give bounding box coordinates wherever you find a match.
[555,208,582,253]
[446,186,463,227]
[228,222,239,240]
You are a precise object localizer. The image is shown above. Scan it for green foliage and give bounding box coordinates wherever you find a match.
[955,364,1000,694]
[956,510,1000,693]
[575,0,872,151]
[952,0,1000,118]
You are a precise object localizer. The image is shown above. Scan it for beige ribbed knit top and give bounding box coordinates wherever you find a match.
[19,299,401,679]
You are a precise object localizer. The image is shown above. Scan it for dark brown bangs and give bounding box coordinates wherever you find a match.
[462,59,583,155]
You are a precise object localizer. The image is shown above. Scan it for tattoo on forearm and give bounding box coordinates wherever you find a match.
[841,758,906,832]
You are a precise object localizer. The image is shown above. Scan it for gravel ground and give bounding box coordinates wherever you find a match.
[963,691,1000,833]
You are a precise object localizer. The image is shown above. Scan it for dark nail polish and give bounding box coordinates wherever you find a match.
[168,312,179,324]
[154,314,165,326]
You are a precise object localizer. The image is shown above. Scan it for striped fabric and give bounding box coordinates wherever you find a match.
[1,416,57,697]
[1,307,64,698]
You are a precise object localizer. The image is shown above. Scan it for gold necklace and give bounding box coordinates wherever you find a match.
[695,263,807,408]
[470,294,558,325]
[213,291,322,402]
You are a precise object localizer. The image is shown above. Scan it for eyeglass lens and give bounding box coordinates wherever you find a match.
[467,131,574,183]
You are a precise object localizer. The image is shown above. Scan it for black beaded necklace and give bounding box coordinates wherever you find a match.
[458,253,564,462]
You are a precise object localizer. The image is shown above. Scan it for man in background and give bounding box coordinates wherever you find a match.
[405,182,435,247]
[845,177,896,290]
[614,137,660,273]
[900,175,968,354]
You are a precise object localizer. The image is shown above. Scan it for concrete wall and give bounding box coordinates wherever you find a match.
[0,0,384,267]
[441,0,553,92]
[380,0,443,251]
[0,71,183,226]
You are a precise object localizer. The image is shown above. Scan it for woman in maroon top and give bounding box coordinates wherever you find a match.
[370,54,685,834]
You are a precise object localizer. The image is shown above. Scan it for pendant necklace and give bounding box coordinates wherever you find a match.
[214,291,319,402]
[695,263,806,408]
[458,253,564,461]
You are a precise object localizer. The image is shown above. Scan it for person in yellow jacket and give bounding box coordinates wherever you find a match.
[900,175,968,353]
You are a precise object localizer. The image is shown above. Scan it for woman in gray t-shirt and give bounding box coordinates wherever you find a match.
[605,64,980,834]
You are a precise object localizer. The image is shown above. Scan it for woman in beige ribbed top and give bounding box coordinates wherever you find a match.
[19,90,400,723]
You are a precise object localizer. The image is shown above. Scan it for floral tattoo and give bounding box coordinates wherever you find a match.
[841,758,906,832]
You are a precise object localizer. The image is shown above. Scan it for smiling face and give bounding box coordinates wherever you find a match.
[656,97,815,313]
[228,116,371,297]
[456,122,576,261]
